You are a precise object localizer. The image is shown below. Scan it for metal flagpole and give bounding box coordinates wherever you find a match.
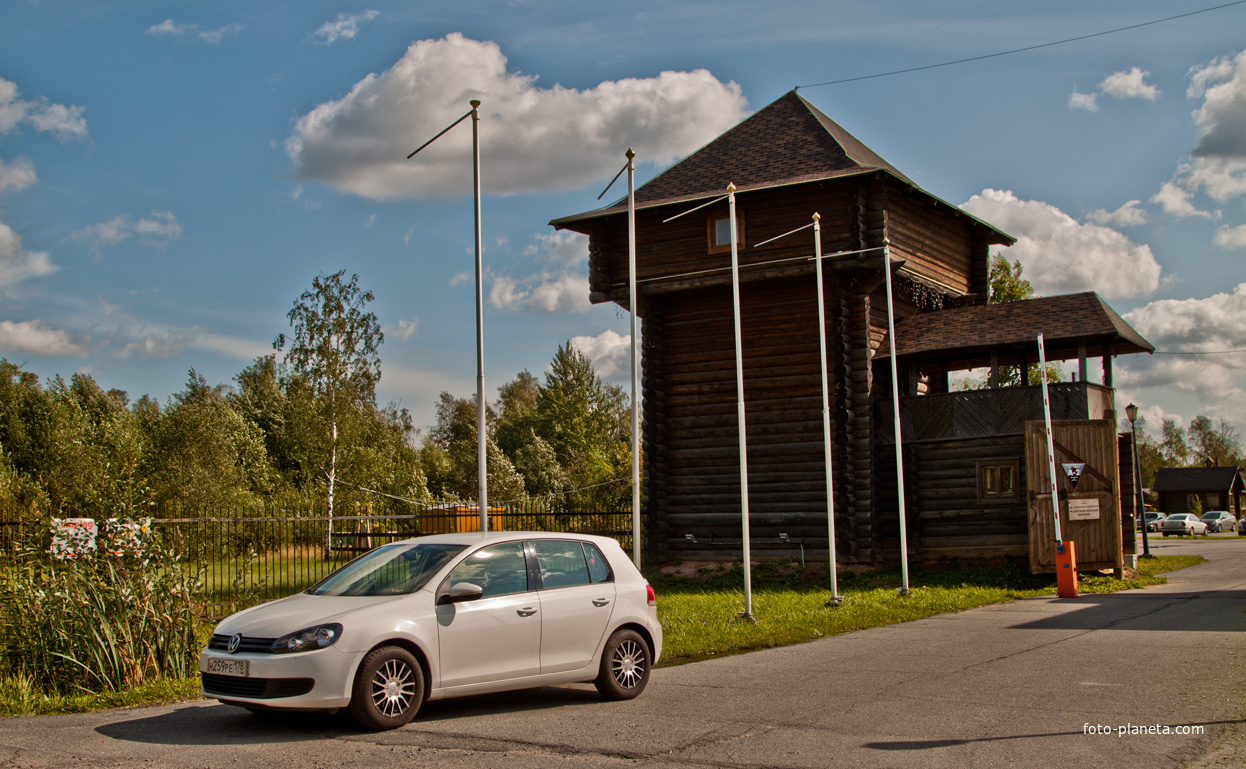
[727,184,755,620]
[471,101,488,532]
[406,99,488,532]
[813,214,841,605]
[881,236,911,596]
[750,214,843,606]
[659,187,751,619]
[627,149,642,569]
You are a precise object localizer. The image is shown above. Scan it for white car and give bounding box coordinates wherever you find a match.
[1159,513,1208,537]
[199,532,662,730]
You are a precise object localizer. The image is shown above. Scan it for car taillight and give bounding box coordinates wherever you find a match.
[646,584,656,607]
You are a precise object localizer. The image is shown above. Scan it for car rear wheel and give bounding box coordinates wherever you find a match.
[594,629,651,700]
[349,646,423,731]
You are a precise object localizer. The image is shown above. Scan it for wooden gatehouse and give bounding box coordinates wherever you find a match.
[551,91,1154,568]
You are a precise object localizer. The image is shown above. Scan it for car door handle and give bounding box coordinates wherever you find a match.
[592,598,611,607]
[517,607,538,617]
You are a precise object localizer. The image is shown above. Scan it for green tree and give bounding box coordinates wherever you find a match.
[424,392,524,502]
[534,343,630,507]
[1161,419,1189,467]
[146,369,271,511]
[275,272,383,552]
[1187,416,1241,467]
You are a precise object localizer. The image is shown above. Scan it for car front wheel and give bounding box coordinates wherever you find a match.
[349,646,424,731]
[594,629,651,700]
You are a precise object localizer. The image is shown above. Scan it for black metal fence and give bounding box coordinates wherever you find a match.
[1,502,633,615]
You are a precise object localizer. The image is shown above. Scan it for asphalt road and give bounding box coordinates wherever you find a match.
[1,537,1243,769]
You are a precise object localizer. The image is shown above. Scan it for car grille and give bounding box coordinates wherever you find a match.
[202,673,314,699]
[208,634,278,653]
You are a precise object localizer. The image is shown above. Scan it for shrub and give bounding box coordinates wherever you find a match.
[0,520,202,695]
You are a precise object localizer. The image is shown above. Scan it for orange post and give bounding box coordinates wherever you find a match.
[1054,540,1078,598]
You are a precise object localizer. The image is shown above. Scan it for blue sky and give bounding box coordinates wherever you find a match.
[2,1,1245,438]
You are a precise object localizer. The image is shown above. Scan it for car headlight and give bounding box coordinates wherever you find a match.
[271,623,343,654]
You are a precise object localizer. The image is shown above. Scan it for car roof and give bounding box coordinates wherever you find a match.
[388,531,624,549]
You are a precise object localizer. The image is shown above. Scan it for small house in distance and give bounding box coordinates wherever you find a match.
[551,91,1154,570]
[1153,467,1245,516]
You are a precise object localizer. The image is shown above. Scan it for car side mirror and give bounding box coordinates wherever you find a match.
[438,582,484,605]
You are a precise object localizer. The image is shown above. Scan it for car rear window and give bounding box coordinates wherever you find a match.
[531,540,591,589]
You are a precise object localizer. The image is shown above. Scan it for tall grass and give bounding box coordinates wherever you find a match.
[0,529,203,695]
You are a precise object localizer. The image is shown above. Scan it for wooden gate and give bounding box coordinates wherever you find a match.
[1024,419,1123,575]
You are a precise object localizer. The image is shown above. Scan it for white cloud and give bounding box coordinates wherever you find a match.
[384,317,418,342]
[961,189,1161,299]
[1214,224,1246,249]
[147,19,242,44]
[570,329,632,381]
[364,213,377,228]
[1150,180,1217,219]
[0,77,88,141]
[71,211,183,257]
[0,220,56,288]
[113,325,205,360]
[1155,49,1246,221]
[190,332,272,361]
[1069,67,1158,113]
[489,270,590,313]
[1119,285,1246,424]
[1099,67,1160,101]
[0,157,36,191]
[311,10,379,44]
[1086,199,1147,227]
[0,319,88,357]
[147,19,194,36]
[1189,50,1246,159]
[524,230,588,268]
[286,33,748,200]
[1068,91,1098,112]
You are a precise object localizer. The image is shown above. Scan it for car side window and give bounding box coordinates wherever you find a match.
[446,542,530,599]
[583,543,613,584]
[531,540,591,590]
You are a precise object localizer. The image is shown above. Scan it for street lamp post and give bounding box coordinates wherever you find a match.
[1126,403,1151,558]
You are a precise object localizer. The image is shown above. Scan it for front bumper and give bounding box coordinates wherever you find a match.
[199,645,357,710]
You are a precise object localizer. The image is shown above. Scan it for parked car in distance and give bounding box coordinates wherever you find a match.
[1137,512,1167,532]
[1200,511,1236,533]
[199,532,662,730]
[1239,516,1246,536]
[1160,513,1209,537]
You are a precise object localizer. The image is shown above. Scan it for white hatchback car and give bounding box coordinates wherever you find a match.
[199,532,661,730]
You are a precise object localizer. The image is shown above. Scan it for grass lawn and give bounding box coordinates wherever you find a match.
[651,554,1204,665]
[0,554,1203,716]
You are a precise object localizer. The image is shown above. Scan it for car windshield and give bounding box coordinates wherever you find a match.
[306,542,466,596]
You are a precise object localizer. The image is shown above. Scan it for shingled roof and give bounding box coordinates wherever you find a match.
[1153,467,1245,494]
[551,90,1010,243]
[876,292,1154,365]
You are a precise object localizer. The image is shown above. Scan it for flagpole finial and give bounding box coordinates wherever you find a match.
[812,212,821,222]
[470,99,481,109]
[727,182,736,194]
[626,148,635,160]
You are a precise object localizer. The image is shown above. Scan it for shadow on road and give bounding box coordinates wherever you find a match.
[96,685,603,746]
[1008,590,1246,633]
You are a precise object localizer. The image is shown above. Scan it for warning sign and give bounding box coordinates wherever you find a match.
[1068,498,1100,521]
[1061,462,1087,489]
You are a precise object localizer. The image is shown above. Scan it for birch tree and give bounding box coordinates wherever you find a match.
[276,271,383,556]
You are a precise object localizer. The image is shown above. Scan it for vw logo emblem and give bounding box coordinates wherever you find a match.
[227,633,243,654]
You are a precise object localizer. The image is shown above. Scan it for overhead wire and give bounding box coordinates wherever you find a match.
[798,0,1246,89]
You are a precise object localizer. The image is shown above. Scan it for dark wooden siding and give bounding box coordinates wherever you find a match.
[649,275,856,560]
[885,188,974,296]
[874,435,1030,561]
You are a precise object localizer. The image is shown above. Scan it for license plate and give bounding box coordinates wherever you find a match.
[207,658,248,677]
